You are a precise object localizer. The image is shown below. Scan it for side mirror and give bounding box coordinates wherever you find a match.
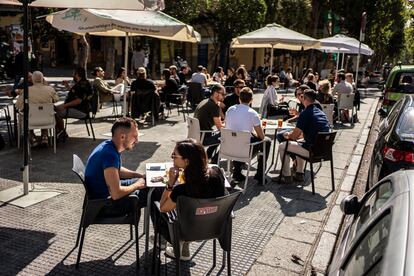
[378,108,388,118]
[340,195,359,215]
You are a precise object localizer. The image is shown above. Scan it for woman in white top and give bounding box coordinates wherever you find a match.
[259,75,282,118]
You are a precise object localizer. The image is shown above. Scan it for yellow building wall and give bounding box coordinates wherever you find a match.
[0,15,22,28]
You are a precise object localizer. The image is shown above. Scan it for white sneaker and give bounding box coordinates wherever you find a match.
[150,235,167,250]
[165,241,191,261]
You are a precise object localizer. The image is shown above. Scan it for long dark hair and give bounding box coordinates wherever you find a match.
[175,139,208,198]
[116,67,126,78]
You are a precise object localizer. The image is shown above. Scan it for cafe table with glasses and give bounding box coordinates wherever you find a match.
[262,119,296,172]
[143,162,232,264]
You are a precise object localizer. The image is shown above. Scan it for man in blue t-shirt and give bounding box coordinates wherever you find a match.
[276,89,330,184]
[85,117,148,213]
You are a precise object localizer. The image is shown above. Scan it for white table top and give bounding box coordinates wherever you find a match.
[263,120,295,131]
[145,162,231,189]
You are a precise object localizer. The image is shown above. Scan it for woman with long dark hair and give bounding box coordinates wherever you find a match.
[158,138,226,260]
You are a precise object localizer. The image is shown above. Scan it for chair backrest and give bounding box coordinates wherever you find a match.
[186,116,202,142]
[309,131,337,161]
[72,154,89,194]
[337,93,355,109]
[176,191,242,242]
[321,104,335,125]
[131,88,155,116]
[219,129,252,162]
[28,103,55,128]
[187,82,204,105]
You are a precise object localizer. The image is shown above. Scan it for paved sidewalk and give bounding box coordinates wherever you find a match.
[0,83,378,275]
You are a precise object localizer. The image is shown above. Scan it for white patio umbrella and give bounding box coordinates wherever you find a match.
[45,8,201,116]
[318,34,374,78]
[0,0,165,204]
[231,23,321,70]
[0,0,164,10]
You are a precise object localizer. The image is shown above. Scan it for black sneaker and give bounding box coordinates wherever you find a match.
[293,172,305,182]
[232,172,246,182]
[254,174,266,185]
[272,175,293,184]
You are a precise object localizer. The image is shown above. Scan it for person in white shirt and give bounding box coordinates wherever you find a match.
[190,65,208,87]
[332,73,353,95]
[225,87,271,185]
[259,75,283,118]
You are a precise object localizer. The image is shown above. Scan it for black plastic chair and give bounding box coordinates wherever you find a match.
[280,131,337,195]
[165,91,188,121]
[153,191,242,276]
[187,82,205,109]
[71,154,141,270]
[0,103,13,145]
[130,88,160,125]
[64,108,95,141]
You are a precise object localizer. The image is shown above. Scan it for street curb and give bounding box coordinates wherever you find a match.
[309,98,379,274]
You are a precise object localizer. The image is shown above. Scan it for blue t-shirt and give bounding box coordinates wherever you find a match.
[296,104,330,149]
[85,140,121,199]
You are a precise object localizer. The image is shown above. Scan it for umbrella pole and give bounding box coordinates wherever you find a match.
[335,50,340,80]
[123,32,129,117]
[270,44,274,74]
[22,0,29,194]
[341,53,345,69]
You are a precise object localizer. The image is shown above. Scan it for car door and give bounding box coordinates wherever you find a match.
[369,99,405,186]
[330,181,394,276]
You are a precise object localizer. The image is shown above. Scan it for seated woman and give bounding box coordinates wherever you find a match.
[159,69,180,107]
[157,139,226,261]
[259,75,288,118]
[212,66,225,84]
[115,67,131,86]
[316,79,334,104]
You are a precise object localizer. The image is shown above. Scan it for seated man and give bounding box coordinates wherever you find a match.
[194,84,225,163]
[277,89,330,184]
[92,66,119,105]
[16,71,59,146]
[225,87,271,184]
[85,117,152,214]
[222,79,245,113]
[56,67,93,139]
[130,67,161,120]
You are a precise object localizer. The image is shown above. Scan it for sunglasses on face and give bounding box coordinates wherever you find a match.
[171,153,183,159]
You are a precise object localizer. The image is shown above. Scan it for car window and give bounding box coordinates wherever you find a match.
[343,213,391,276]
[392,72,414,88]
[352,181,393,235]
[396,107,414,140]
[386,99,404,126]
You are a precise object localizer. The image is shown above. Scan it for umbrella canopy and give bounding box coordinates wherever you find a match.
[0,0,164,10]
[318,34,374,55]
[231,23,320,50]
[45,8,200,43]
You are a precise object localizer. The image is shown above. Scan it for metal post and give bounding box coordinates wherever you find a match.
[123,32,129,117]
[270,44,274,74]
[356,12,367,88]
[22,0,30,195]
[341,53,345,69]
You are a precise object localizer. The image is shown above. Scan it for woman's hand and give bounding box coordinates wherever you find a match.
[167,167,179,187]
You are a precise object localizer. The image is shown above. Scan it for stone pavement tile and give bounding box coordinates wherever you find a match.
[341,175,355,192]
[325,205,344,234]
[274,216,320,244]
[333,144,356,154]
[256,236,311,273]
[277,197,328,222]
[336,191,351,205]
[312,167,344,180]
[248,263,300,276]
[312,232,337,272]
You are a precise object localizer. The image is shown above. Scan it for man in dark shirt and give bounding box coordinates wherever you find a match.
[177,65,189,86]
[222,79,245,113]
[56,67,92,137]
[194,84,225,162]
[277,89,330,183]
[130,67,161,120]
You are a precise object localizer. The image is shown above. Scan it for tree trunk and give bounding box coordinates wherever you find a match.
[104,37,115,79]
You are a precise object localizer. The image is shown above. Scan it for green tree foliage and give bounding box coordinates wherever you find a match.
[402,0,414,63]
[331,0,406,65]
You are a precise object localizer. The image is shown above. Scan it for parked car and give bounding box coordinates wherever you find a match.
[368,95,414,189]
[382,64,414,111]
[328,170,414,276]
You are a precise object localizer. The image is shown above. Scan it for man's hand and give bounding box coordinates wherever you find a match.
[55,104,65,112]
[134,178,146,190]
[283,131,291,140]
